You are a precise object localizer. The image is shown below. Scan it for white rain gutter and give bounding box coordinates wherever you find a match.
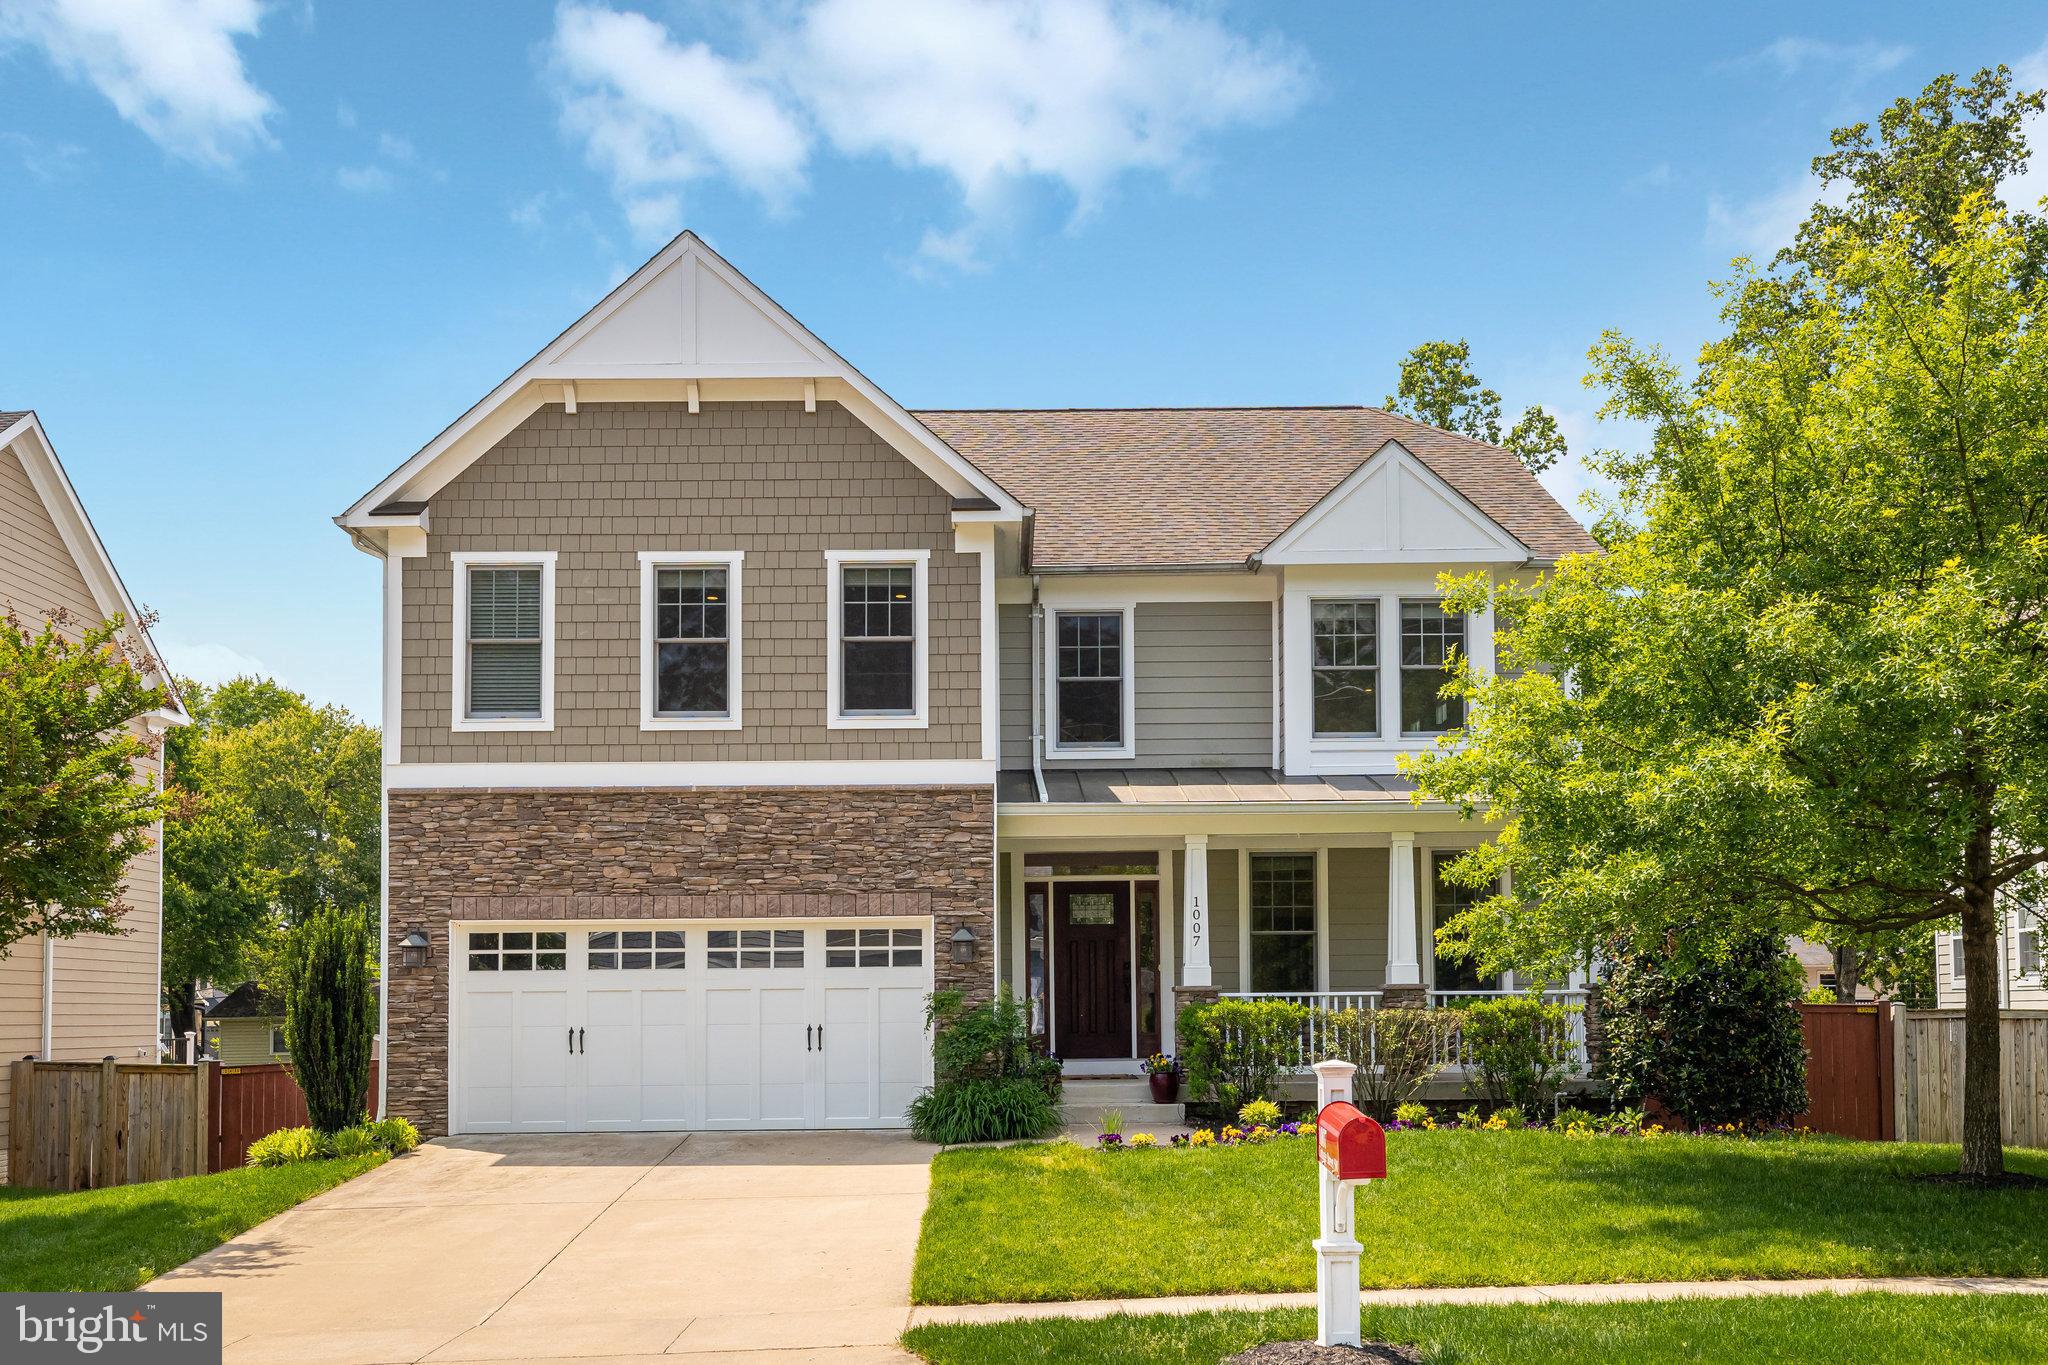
[40,936,54,1057]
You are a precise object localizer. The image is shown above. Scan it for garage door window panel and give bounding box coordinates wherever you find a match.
[467,930,566,972]
[707,928,805,969]
[826,927,922,968]
[588,929,685,970]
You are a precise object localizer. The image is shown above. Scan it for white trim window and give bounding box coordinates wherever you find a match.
[451,551,556,730]
[2019,925,2042,979]
[639,551,743,730]
[1047,605,1136,758]
[269,1026,289,1058]
[1951,933,1966,981]
[826,550,929,727]
[1248,852,1317,993]
[1400,600,1467,736]
[1429,850,1501,991]
[1310,598,1378,737]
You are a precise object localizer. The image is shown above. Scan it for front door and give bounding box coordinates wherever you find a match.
[1054,883,1132,1058]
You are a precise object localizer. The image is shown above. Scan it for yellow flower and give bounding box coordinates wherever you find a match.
[1190,1129,1216,1147]
[1129,1132,1157,1148]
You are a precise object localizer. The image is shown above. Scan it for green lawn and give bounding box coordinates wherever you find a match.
[913,1131,2048,1304]
[0,1155,385,1292]
[903,1294,2048,1364]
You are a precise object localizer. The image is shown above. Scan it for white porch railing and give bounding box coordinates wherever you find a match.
[1215,988,1589,1074]
[1224,992,1384,1069]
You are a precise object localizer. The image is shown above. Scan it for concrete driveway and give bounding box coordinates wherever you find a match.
[148,1131,931,1365]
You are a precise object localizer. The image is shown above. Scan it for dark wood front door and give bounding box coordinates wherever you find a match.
[1054,882,1132,1058]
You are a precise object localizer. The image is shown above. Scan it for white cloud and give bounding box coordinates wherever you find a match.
[376,130,416,163]
[1706,175,1842,258]
[336,163,394,194]
[1729,36,1911,83]
[0,0,277,168]
[545,0,1312,261]
[2005,37,2048,216]
[0,129,89,180]
[335,98,357,129]
[155,635,276,689]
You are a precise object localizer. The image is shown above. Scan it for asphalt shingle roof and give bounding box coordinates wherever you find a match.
[914,406,1597,571]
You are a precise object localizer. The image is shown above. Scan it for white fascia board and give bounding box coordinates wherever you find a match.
[2,413,189,720]
[1261,439,1532,566]
[998,571,1279,605]
[339,232,1024,524]
[385,759,996,789]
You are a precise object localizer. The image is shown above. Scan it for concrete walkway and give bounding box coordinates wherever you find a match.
[148,1131,931,1365]
[908,1274,2048,1328]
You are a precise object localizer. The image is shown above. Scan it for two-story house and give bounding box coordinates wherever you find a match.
[338,234,1596,1138]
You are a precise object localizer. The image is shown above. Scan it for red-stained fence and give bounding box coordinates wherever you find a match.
[209,1062,380,1172]
[1795,1002,1894,1141]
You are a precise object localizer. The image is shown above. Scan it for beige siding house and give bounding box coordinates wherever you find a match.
[338,233,1597,1138]
[1935,914,2047,1011]
[0,410,185,1176]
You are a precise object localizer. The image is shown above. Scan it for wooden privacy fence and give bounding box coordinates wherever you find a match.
[211,1061,379,1173]
[1894,1009,2048,1149]
[8,1058,384,1189]
[7,1060,212,1192]
[1796,1002,1896,1141]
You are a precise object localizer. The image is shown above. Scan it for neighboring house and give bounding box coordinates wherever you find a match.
[207,983,289,1064]
[0,410,187,1174]
[336,233,1597,1138]
[1934,909,2046,1010]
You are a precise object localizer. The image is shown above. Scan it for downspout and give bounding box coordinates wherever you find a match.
[1028,575,1048,803]
[40,935,54,1058]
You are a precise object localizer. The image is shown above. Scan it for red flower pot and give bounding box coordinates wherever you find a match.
[1149,1071,1180,1103]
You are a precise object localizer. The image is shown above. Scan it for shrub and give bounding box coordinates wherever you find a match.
[368,1116,421,1153]
[329,1125,378,1157]
[1394,1102,1431,1126]
[1456,1106,1483,1128]
[1178,999,1307,1114]
[907,991,1062,1144]
[282,906,376,1134]
[1599,931,1808,1129]
[247,1126,330,1167]
[1236,1098,1281,1129]
[1460,995,1578,1115]
[1553,1105,1600,1132]
[1325,1005,1456,1121]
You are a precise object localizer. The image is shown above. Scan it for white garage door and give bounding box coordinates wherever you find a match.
[452,920,931,1134]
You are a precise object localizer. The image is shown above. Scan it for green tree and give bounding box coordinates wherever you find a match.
[1406,194,2048,1180]
[162,678,381,1029]
[1385,338,1569,474]
[282,906,375,1133]
[0,609,171,953]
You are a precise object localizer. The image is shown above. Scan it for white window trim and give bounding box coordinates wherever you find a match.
[1237,845,1325,994]
[825,548,930,729]
[1044,601,1137,761]
[638,550,744,731]
[450,550,557,732]
[1306,595,1382,742]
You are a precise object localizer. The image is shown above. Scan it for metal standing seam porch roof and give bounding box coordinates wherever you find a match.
[998,767,1421,806]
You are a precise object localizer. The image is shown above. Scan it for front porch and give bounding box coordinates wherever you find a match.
[992,816,1592,1077]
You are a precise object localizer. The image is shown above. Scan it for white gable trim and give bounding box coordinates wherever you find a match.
[339,232,1023,526]
[0,412,187,722]
[1259,439,1530,566]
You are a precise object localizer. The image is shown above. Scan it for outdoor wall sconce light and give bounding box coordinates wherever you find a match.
[950,925,979,965]
[399,930,431,969]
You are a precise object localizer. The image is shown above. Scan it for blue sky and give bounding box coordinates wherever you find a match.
[3,1,2046,722]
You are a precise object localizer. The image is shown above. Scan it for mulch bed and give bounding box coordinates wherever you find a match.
[1224,1343,1423,1364]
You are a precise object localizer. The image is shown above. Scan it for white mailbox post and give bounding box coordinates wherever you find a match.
[1313,1059,1362,1348]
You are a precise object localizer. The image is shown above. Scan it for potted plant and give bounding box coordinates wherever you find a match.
[1142,1053,1181,1103]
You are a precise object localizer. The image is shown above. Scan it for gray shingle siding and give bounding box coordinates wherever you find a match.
[401,401,981,763]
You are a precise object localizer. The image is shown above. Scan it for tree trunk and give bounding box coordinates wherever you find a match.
[1958,827,2006,1179]
[1831,943,1862,1002]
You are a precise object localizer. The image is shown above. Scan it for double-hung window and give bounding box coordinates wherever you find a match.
[453,552,555,729]
[1311,599,1378,736]
[640,552,742,728]
[827,550,928,726]
[2019,926,2042,979]
[1054,610,1128,750]
[1248,852,1317,993]
[1400,601,1467,735]
[1430,850,1501,991]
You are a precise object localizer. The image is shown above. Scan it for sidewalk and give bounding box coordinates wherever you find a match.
[908,1275,2048,1328]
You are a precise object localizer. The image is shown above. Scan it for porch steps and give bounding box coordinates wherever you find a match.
[1059,1077,1184,1133]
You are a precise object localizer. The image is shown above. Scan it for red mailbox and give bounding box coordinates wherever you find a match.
[1316,1101,1387,1182]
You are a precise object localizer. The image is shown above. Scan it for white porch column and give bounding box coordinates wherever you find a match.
[1182,834,1212,988]
[1385,832,1421,986]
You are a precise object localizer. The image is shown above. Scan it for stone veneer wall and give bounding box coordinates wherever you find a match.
[385,785,994,1136]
